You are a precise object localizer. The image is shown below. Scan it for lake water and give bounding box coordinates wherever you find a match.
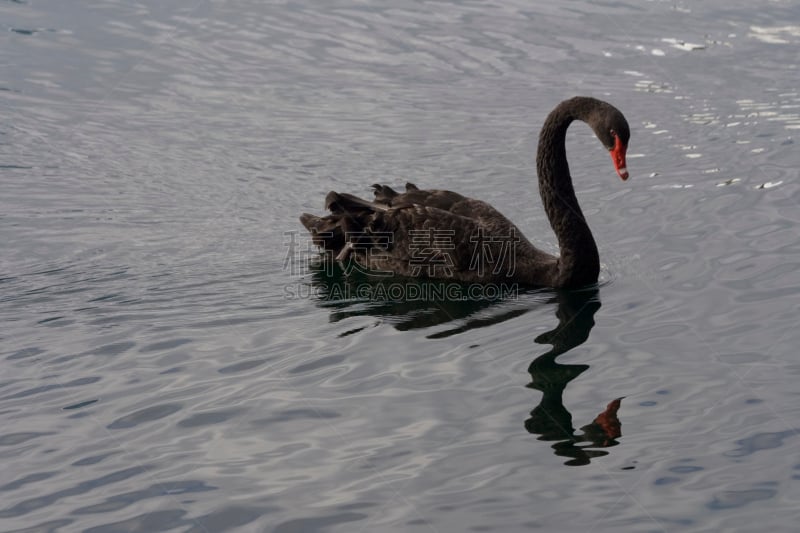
[2,0,800,531]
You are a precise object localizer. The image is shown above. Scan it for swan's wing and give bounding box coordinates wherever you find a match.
[373,183,517,229]
[363,204,532,282]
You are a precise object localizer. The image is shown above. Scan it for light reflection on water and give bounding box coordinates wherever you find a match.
[2,0,800,531]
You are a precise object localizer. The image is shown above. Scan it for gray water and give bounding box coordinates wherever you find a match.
[2,1,800,531]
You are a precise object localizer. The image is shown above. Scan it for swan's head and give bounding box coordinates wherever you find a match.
[592,106,630,181]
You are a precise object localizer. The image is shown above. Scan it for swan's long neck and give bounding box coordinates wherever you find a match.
[536,99,600,286]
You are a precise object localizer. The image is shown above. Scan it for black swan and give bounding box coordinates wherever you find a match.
[299,96,630,288]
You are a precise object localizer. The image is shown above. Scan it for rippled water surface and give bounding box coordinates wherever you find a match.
[3,1,800,531]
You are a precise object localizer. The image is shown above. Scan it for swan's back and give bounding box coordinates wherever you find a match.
[299,182,554,284]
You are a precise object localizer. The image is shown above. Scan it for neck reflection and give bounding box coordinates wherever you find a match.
[525,288,623,466]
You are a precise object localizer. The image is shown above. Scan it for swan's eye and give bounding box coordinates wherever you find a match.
[608,129,617,149]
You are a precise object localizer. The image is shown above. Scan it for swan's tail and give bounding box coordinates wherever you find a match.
[299,212,344,252]
[300,191,387,261]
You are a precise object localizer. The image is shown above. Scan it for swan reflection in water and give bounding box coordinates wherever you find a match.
[306,261,622,465]
[525,288,622,466]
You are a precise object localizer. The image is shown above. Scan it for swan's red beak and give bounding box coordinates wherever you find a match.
[611,135,628,181]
